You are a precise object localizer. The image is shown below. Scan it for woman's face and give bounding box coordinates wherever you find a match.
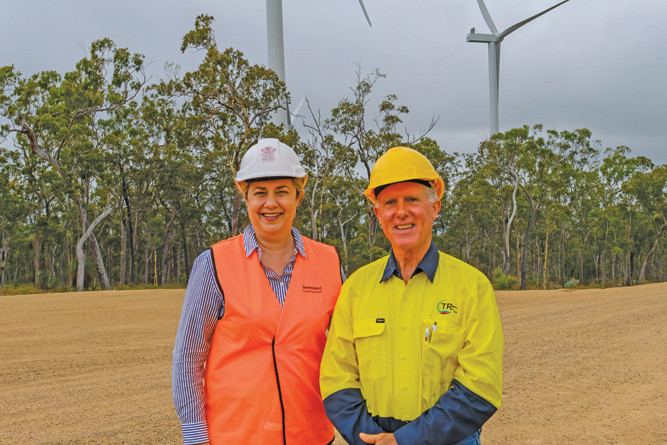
[245,178,301,241]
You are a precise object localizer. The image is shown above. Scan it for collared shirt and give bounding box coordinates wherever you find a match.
[172,225,306,445]
[320,244,503,445]
[380,242,439,283]
[243,224,306,306]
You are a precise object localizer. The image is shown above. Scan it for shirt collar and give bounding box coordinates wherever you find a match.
[242,224,306,259]
[380,242,439,283]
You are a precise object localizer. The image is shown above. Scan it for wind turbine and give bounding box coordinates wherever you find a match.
[266,0,372,127]
[467,0,571,135]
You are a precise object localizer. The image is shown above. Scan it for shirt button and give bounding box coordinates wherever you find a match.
[401,354,407,360]
[401,324,407,330]
[401,385,407,391]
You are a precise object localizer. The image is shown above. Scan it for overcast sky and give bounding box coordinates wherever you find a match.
[2,0,665,163]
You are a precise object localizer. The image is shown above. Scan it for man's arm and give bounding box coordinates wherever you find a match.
[392,380,496,444]
[172,250,224,445]
[324,388,386,444]
[393,277,503,444]
[320,282,385,445]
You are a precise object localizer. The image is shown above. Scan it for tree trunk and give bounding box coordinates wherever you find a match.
[638,222,665,284]
[76,239,87,292]
[543,227,551,289]
[502,180,518,275]
[520,205,538,290]
[182,229,190,281]
[560,229,566,287]
[311,207,318,240]
[464,222,478,264]
[309,186,319,240]
[0,234,9,288]
[90,231,111,290]
[131,211,139,283]
[161,210,179,286]
[120,215,127,285]
[515,224,521,280]
[120,167,136,284]
[144,245,150,285]
[626,251,635,286]
[75,201,114,291]
[232,192,242,235]
[601,249,606,288]
[34,223,41,286]
[367,204,380,262]
[338,218,349,275]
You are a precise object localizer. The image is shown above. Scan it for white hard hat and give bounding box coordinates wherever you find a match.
[235,138,306,182]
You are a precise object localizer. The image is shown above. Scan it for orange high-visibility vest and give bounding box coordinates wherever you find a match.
[205,234,342,445]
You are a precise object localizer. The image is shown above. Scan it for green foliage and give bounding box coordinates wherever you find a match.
[0,19,665,291]
[564,278,579,289]
[492,268,519,290]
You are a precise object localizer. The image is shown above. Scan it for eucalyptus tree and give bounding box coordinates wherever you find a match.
[598,146,654,285]
[98,100,141,284]
[160,14,288,236]
[443,155,496,267]
[543,129,600,284]
[0,39,146,290]
[481,125,560,289]
[0,66,62,286]
[0,147,28,287]
[299,98,357,240]
[623,164,666,283]
[324,68,438,262]
[477,131,521,276]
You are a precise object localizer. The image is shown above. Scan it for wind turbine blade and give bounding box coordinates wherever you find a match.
[291,96,307,119]
[499,0,570,40]
[476,0,498,34]
[358,0,373,27]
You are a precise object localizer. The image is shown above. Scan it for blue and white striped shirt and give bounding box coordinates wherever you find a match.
[172,225,305,445]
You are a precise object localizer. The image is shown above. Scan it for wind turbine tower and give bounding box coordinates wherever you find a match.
[467,0,571,136]
[266,0,372,127]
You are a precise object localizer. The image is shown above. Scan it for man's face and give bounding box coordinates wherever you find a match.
[373,182,441,255]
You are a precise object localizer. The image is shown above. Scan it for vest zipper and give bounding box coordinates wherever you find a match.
[272,337,287,445]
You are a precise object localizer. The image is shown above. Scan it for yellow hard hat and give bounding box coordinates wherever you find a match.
[364,146,445,204]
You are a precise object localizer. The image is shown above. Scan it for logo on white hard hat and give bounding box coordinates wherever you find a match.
[261,145,277,162]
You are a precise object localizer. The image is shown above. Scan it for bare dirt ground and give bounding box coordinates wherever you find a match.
[1,283,665,444]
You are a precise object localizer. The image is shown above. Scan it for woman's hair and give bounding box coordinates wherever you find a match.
[238,177,306,200]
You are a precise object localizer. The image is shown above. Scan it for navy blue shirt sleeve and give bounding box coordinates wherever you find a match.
[393,380,496,445]
[323,388,386,445]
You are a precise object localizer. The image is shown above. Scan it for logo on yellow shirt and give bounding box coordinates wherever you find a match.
[437,300,458,314]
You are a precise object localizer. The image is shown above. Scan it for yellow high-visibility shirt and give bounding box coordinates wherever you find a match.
[320,249,503,421]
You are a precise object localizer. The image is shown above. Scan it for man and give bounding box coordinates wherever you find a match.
[320,147,503,445]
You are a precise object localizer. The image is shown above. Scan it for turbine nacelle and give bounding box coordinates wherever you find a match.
[466,33,498,43]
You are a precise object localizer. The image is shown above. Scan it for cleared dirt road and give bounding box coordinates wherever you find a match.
[1,283,665,444]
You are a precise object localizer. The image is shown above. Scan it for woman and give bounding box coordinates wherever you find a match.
[172,139,342,445]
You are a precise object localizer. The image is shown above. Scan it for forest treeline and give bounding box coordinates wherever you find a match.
[1,16,665,292]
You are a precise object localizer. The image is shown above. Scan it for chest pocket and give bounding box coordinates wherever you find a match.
[353,319,387,380]
[421,322,465,400]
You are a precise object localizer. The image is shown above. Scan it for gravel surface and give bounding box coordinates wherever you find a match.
[1,283,665,444]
